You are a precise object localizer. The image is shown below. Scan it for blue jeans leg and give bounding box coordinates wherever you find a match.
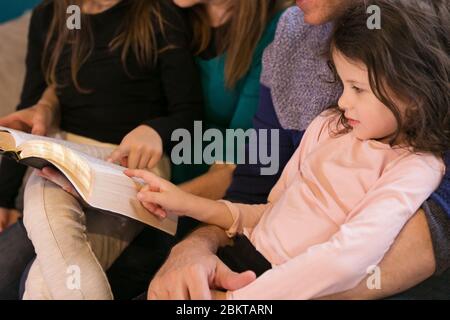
[387,269,450,300]
[0,219,35,300]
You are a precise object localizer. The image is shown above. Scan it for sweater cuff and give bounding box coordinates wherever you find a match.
[218,200,241,238]
[422,200,450,275]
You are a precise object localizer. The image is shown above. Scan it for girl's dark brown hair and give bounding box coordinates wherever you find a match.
[328,0,449,157]
[41,0,169,93]
[188,0,294,88]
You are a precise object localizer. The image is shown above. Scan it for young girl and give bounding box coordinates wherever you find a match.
[127,0,449,299]
[0,0,202,299]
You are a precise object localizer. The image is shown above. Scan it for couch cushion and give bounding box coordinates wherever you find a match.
[0,12,31,117]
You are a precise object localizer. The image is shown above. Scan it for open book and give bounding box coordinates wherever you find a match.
[0,126,177,235]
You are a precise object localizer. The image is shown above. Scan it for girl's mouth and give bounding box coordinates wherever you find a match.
[346,117,360,127]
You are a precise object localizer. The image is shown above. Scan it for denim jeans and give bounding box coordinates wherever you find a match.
[388,268,450,300]
[0,219,35,300]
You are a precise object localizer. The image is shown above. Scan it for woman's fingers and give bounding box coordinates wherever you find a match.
[127,146,141,169]
[138,150,152,170]
[147,150,162,170]
[37,168,80,199]
[108,145,129,165]
[108,143,160,170]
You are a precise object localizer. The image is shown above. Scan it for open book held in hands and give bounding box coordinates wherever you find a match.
[0,126,178,235]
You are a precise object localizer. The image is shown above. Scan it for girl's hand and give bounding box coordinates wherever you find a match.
[125,169,192,219]
[108,125,163,170]
[36,167,81,199]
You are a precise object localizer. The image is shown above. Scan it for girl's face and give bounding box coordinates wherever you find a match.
[332,50,402,143]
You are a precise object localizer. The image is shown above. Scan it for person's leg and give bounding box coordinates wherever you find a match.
[387,269,450,300]
[22,259,52,300]
[0,219,35,300]
[22,173,143,299]
[106,217,199,300]
[106,226,176,300]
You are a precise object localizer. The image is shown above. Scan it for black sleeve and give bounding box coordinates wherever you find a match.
[142,2,203,153]
[17,6,48,110]
[0,7,48,209]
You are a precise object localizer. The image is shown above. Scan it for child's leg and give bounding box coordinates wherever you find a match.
[22,173,143,300]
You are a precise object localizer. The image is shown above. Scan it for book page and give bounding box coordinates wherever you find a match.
[88,164,178,236]
[0,126,114,160]
[0,126,33,147]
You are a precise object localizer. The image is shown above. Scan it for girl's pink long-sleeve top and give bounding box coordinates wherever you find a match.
[223,112,444,300]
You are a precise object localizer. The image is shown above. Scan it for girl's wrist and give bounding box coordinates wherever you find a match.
[182,193,204,219]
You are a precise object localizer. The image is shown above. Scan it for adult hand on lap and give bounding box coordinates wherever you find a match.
[147,241,256,300]
[0,207,12,232]
[36,167,81,199]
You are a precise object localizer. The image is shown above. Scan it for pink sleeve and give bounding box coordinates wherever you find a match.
[228,155,444,300]
[220,201,271,237]
[221,113,335,238]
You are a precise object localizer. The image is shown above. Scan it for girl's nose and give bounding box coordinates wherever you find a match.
[338,95,349,112]
[338,90,354,112]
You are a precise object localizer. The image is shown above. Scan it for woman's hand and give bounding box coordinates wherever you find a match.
[108,125,163,169]
[36,167,80,199]
[0,103,58,136]
[0,208,12,232]
[0,86,59,136]
[125,169,192,219]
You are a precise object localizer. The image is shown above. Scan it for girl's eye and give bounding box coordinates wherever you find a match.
[352,85,363,93]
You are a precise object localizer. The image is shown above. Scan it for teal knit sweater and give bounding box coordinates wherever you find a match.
[171,11,284,184]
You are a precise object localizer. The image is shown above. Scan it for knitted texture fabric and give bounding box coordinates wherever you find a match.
[261,6,342,131]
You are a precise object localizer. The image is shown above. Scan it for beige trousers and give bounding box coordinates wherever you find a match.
[22,132,170,300]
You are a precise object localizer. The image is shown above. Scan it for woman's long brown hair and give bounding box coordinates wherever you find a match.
[41,0,167,93]
[189,0,294,88]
